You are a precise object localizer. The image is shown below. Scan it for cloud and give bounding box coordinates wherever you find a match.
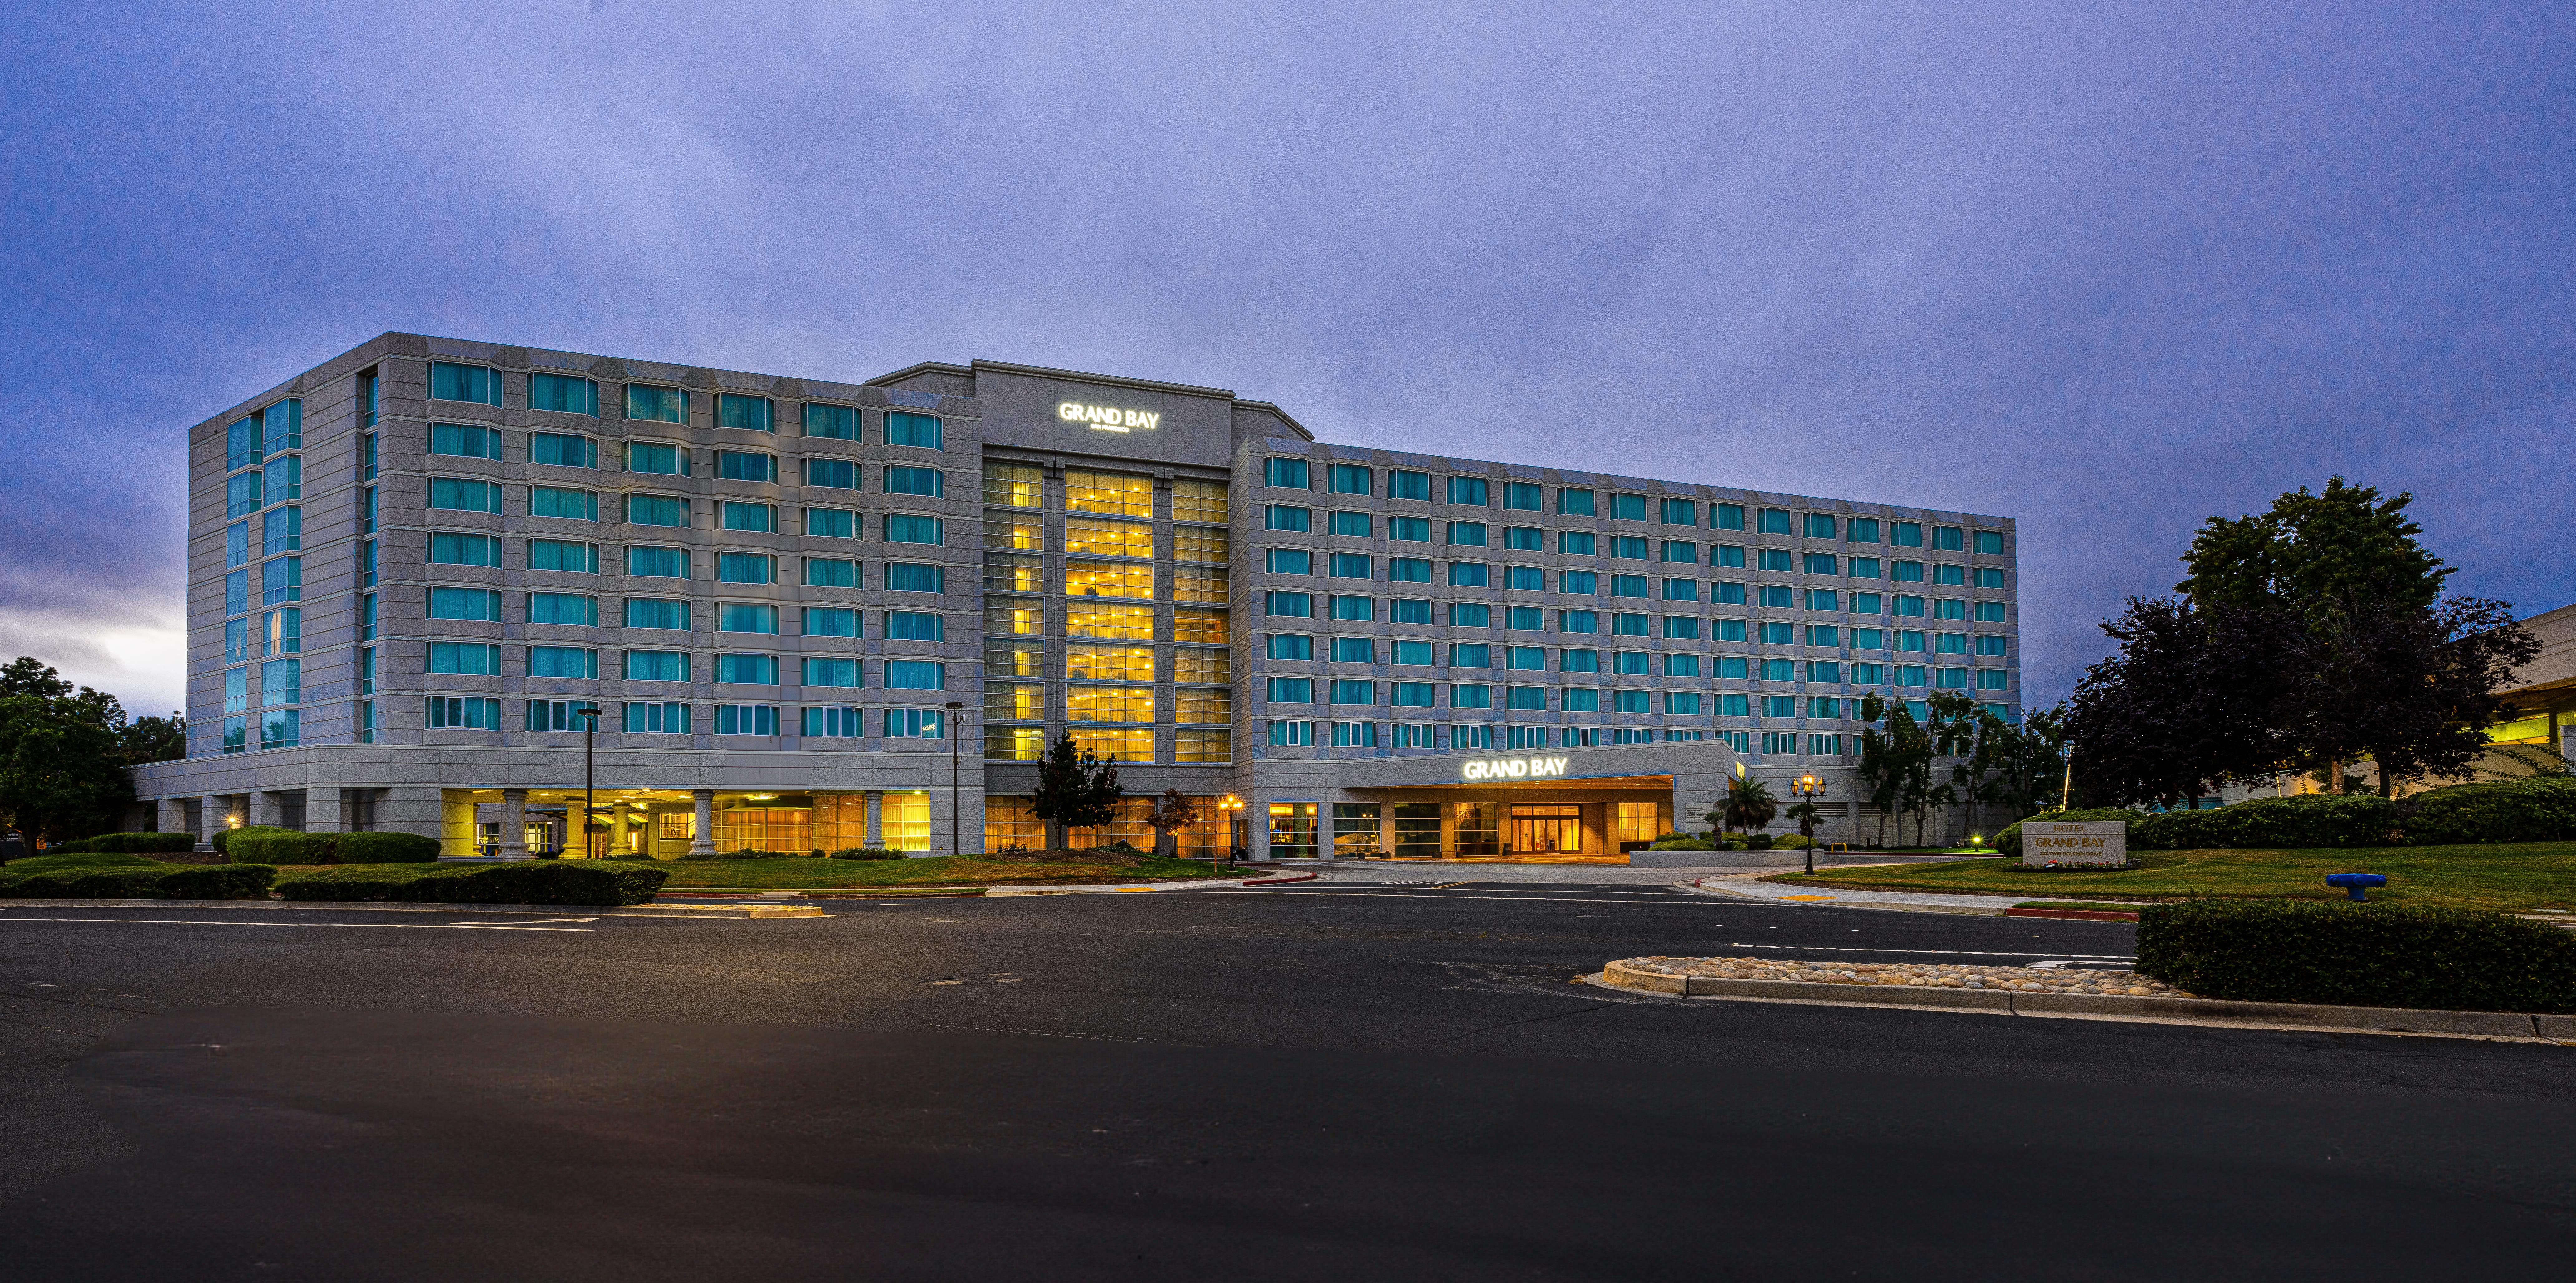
[3,0,2572,715]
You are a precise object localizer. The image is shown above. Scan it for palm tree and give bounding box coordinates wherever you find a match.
[1716,774,1778,836]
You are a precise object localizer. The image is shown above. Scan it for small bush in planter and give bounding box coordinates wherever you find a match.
[210,825,297,856]
[1745,833,1776,850]
[59,832,198,855]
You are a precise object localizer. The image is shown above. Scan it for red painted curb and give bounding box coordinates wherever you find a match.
[2003,906,2141,922]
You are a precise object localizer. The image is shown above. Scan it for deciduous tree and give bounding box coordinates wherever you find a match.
[1030,730,1124,851]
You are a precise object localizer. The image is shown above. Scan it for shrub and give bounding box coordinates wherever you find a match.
[1993,809,2137,858]
[277,861,667,906]
[2400,778,2576,845]
[1745,833,1775,850]
[59,832,198,854]
[828,848,902,861]
[1648,838,1715,851]
[1775,835,1814,850]
[2136,899,2576,1013]
[2133,795,2398,851]
[227,832,338,864]
[0,864,273,899]
[334,831,443,863]
[1719,839,1747,850]
[210,825,297,856]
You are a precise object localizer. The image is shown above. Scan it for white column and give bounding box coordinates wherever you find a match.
[864,790,884,848]
[690,789,716,857]
[248,791,284,828]
[156,797,190,839]
[500,788,529,858]
[610,806,631,857]
[199,795,228,849]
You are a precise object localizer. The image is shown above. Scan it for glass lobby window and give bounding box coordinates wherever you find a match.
[1173,526,1228,563]
[1066,559,1153,599]
[984,600,1042,636]
[1171,478,1226,524]
[985,552,1042,593]
[1065,469,1151,516]
[1065,516,1152,558]
[1173,566,1227,604]
[985,514,1042,551]
[1067,685,1153,722]
[1174,608,1227,645]
[805,402,859,440]
[1175,646,1229,686]
[1068,603,1154,639]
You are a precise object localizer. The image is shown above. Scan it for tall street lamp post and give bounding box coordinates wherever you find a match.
[1793,772,1827,876]
[1218,794,1243,864]
[573,705,600,858]
[945,701,964,856]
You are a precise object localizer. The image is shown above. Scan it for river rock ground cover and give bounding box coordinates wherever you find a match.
[1617,955,2187,996]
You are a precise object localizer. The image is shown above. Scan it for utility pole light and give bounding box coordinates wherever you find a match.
[945,701,964,856]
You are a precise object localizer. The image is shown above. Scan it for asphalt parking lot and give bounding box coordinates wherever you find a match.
[2,882,2569,1280]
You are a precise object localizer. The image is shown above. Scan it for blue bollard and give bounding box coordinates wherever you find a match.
[2325,872,2388,902]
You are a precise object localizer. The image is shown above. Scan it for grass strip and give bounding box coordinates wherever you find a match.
[1767,843,2576,913]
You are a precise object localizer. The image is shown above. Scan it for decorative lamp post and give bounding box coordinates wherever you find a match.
[1218,794,1243,864]
[944,701,964,856]
[572,705,600,858]
[1793,772,1827,876]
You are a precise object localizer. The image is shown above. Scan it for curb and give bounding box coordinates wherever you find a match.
[2003,906,2141,922]
[1677,879,2010,916]
[0,898,822,919]
[987,871,1318,897]
[1598,959,2576,1042]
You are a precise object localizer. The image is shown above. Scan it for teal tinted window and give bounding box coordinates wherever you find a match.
[625,598,690,630]
[803,403,858,439]
[717,450,774,481]
[527,592,597,625]
[805,558,858,587]
[626,494,688,527]
[718,394,773,432]
[717,553,776,583]
[626,546,689,578]
[1558,488,1595,516]
[885,465,943,496]
[529,486,597,521]
[886,411,942,449]
[886,562,943,593]
[625,384,687,424]
[626,441,687,475]
[1391,470,1431,500]
[430,362,501,406]
[885,514,943,545]
[720,603,778,634]
[528,539,598,573]
[804,508,856,537]
[530,432,596,468]
[721,502,775,532]
[529,373,598,415]
[625,650,690,682]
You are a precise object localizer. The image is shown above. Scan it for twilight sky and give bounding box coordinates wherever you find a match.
[3,1,2572,717]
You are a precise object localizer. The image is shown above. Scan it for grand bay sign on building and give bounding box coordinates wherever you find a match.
[1461,756,1572,781]
[2021,820,2127,867]
[1058,402,1161,432]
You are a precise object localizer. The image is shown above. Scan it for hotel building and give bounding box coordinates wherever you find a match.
[130,333,2021,859]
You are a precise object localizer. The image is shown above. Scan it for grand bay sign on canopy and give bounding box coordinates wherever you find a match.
[2022,820,2127,867]
[1058,402,1161,432]
[1461,756,1571,782]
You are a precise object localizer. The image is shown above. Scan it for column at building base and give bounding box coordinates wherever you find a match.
[307,785,347,834]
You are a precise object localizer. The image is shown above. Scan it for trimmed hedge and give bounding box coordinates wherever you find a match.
[2132,795,2400,851]
[1648,838,1716,851]
[58,831,198,854]
[211,825,296,855]
[2136,899,2576,1013]
[276,861,668,906]
[2401,778,2576,845]
[0,864,274,900]
[225,830,443,865]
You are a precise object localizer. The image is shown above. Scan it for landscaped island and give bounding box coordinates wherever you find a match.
[1768,843,2576,914]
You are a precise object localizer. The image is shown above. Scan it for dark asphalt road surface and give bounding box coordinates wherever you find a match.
[2,882,2569,1280]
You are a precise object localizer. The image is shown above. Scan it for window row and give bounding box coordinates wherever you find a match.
[1256,672,2007,711]
[430,696,950,739]
[427,534,951,590]
[415,589,949,638]
[1258,551,2008,595]
[427,363,944,446]
[1260,508,2006,561]
[1257,460,2003,550]
[1259,637,2011,668]
[1257,594,2009,628]
[981,464,1227,524]
[1259,723,2036,755]
[424,425,951,486]
[426,482,944,540]
[980,515,1229,563]
[223,399,301,471]
[421,643,947,689]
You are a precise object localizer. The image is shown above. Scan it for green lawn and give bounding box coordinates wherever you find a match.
[1769,843,2576,913]
[0,851,165,875]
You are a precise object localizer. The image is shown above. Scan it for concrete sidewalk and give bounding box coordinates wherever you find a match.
[1268,855,1973,886]
[1683,869,2042,914]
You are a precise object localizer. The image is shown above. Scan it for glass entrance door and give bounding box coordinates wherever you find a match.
[1509,804,1583,855]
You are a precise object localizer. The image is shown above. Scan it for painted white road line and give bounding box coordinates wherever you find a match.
[1208,891,1705,905]
[0,917,595,933]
